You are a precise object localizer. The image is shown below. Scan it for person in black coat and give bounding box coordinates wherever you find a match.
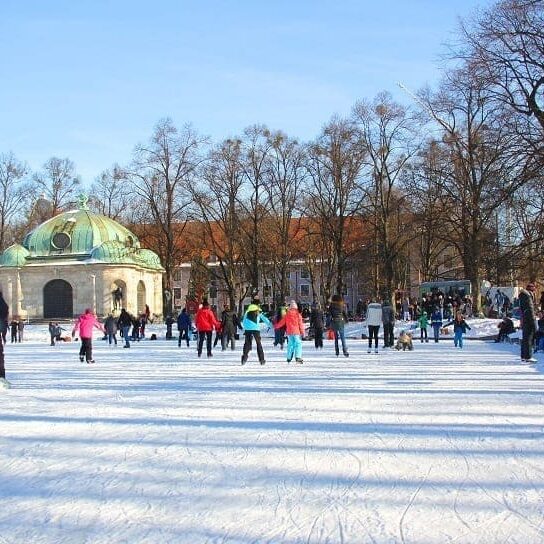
[221,305,240,351]
[310,303,324,349]
[381,300,395,348]
[519,283,538,362]
[0,291,9,381]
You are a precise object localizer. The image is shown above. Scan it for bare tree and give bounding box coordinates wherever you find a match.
[403,140,453,282]
[353,92,420,301]
[460,0,544,136]
[236,125,274,296]
[32,157,81,217]
[261,131,307,305]
[128,118,207,315]
[305,115,366,298]
[0,152,30,250]
[192,138,251,312]
[88,164,130,220]
[419,67,529,313]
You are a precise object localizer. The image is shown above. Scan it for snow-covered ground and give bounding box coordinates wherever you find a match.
[1,319,543,543]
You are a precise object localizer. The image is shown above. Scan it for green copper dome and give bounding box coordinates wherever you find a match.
[23,209,140,258]
[0,244,30,267]
[90,241,163,270]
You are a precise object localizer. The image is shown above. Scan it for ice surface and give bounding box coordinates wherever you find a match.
[1,319,543,543]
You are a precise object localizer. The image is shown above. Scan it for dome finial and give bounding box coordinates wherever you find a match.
[77,193,89,210]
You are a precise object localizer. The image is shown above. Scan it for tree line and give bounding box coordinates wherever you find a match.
[1,0,543,315]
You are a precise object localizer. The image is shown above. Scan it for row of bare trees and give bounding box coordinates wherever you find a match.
[1,0,543,315]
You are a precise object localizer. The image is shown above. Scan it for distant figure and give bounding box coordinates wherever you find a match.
[274,300,306,363]
[0,291,9,384]
[495,316,515,343]
[328,294,349,357]
[165,314,175,339]
[365,299,383,354]
[195,300,221,358]
[117,308,133,348]
[9,319,18,343]
[177,308,192,347]
[241,298,272,365]
[72,308,105,364]
[17,319,24,342]
[518,282,537,363]
[395,331,414,351]
[220,304,240,351]
[104,314,118,346]
[112,287,123,310]
[445,311,472,349]
[309,303,324,350]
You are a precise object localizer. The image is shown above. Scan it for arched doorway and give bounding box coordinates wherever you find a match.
[111,280,127,311]
[44,279,73,318]
[137,281,146,315]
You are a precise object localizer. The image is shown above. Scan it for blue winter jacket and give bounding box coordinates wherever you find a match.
[242,304,272,331]
[177,311,192,330]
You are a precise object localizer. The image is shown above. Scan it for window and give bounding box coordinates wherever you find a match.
[300,284,310,297]
[173,270,182,282]
[300,267,310,279]
[263,285,271,298]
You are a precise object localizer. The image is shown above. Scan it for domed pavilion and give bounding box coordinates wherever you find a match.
[0,196,164,320]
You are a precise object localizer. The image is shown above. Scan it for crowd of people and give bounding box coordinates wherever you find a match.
[0,281,542,387]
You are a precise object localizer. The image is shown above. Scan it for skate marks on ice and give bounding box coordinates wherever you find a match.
[0,338,543,542]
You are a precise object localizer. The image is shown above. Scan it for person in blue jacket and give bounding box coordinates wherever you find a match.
[241,298,272,365]
[430,307,443,343]
[445,311,471,349]
[177,308,192,347]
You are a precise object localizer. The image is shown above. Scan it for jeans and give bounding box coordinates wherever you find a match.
[108,333,117,345]
[454,330,464,348]
[334,328,349,355]
[122,326,131,347]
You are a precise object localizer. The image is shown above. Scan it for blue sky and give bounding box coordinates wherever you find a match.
[0,0,494,184]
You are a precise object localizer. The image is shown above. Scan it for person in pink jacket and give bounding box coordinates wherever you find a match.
[72,308,105,364]
[274,300,306,363]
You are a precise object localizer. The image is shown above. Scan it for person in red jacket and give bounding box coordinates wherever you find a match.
[195,300,221,358]
[274,300,306,363]
[72,308,106,364]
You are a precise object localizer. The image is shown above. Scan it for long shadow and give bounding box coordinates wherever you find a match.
[5,433,544,459]
[3,413,544,440]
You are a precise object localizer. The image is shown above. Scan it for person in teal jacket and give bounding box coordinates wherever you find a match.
[241,298,272,365]
[418,311,429,343]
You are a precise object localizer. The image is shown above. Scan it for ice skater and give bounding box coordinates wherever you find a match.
[72,308,105,364]
[274,300,306,363]
[445,311,471,349]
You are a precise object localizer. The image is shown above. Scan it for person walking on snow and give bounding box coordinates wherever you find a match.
[445,311,471,349]
[241,298,272,365]
[519,282,538,363]
[72,308,105,364]
[275,300,306,363]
